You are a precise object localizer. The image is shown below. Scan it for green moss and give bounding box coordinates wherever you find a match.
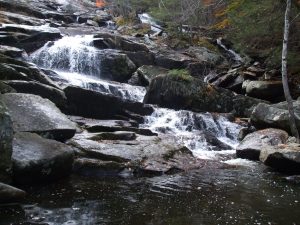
[168,69,193,82]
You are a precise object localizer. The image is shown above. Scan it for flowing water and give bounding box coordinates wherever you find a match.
[3,34,299,225]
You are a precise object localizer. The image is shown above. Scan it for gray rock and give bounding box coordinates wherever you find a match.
[89,131,137,141]
[0,96,13,182]
[68,133,224,176]
[245,81,284,101]
[3,93,76,141]
[4,80,67,109]
[0,81,16,94]
[73,158,125,177]
[125,51,155,67]
[0,45,25,58]
[144,74,263,117]
[236,128,289,160]
[260,143,300,174]
[12,132,74,184]
[185,46,226,66]
[64,86,153,121]
[136,65,168,86]
[0,182,26,203]
[250,102,300,133]
[100,50,136,82]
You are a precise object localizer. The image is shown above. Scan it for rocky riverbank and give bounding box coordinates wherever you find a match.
[0,0,300,205]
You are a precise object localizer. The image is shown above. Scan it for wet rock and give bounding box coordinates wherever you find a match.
[0,182,26,203]
[236,128,289,160]
[68,133,217,176]
[0,54,59,88]
[64,86,153,120]
[244,81,284,101]
[4,80,67,109]
[125,51,155,67]
[0,45,25,58]
[0,24,62,53]
[144,74,263,117]
[100,50,136,82]
[202,131,233,150]
[128,72,143,86]
[260,143,300,174]
[136,65,168,86]
[12,132,74,184]
[0,81,16,94]
[154,50,192,69]
[89,131,137,141]
[3,93,76,142]
[73,158,125,177]
[0,96,13,182]
[250,102,300,133]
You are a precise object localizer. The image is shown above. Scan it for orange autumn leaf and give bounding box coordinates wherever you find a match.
[96,0,106,8]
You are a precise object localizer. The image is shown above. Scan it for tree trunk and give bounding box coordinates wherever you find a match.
[282,0,300,142]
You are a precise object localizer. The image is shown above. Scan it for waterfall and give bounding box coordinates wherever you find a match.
[141,108,242,160]
[30,35,146,102]
[217,38,243,63]
[31,35,102,77]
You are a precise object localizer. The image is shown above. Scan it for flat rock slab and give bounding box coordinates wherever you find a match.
[236,128,289,160]
[68,133,227,176]
[0,182,26,203]
[3,93,76,141]
[12,132,75,184]
[260,143,300,174]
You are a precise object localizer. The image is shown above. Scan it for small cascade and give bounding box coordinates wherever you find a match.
[217,37,243,64]
[138,13,162,34]
[55,71,146,102]
[31,35,102,77]
[142,107,242,160]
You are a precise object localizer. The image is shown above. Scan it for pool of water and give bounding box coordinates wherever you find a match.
[1,164,300,225]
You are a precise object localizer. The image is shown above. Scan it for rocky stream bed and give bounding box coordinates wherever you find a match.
[0,0,300,224]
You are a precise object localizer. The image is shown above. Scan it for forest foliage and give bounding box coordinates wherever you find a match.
[106,0,300,71]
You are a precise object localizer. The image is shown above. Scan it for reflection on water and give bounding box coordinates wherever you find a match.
[1,166,300,225]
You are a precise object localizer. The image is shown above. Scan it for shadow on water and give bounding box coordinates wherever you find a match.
[1,165,300,225]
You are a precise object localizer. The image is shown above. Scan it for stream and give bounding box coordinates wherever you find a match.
[1,33,300,225]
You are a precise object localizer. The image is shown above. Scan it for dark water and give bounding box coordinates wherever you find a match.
[1,165,300,225]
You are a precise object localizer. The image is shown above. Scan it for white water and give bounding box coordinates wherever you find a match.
[138,13,162,34]
[217,38,243,63]
[31,35,102,76]
[141,107,242,160]
[30,34,244,163]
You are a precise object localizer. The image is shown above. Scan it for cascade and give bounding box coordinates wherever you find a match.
[217,37,244,63]
[30,34,242,158]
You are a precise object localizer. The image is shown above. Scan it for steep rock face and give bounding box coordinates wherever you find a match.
[251,102,300,133]
[144,74,263,116]
[12,132,74,184]
[236,128,289,160]
[64,86,153,121]
[0,95,13,182]
[260,143,300,174]
[2,93,76,142]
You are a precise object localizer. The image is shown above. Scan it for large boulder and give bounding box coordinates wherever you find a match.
[0,182,26,203]
[64,86,153,120]
[100,50,137,82]
[251,102,300,133]
[68,133,224,176]
[260,143,300,174]
[0,96,13,182]
[4,80,67,109]
[12,132,74,184]
[3,93,76,142]
[0,24,62,53]
[136,65,168,86]
[185,46,226,66]
[144,74,263,116]
[244,81,284,101]
[236,128,289,160]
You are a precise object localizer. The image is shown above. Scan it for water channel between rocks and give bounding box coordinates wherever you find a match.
[1,34,299,225]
